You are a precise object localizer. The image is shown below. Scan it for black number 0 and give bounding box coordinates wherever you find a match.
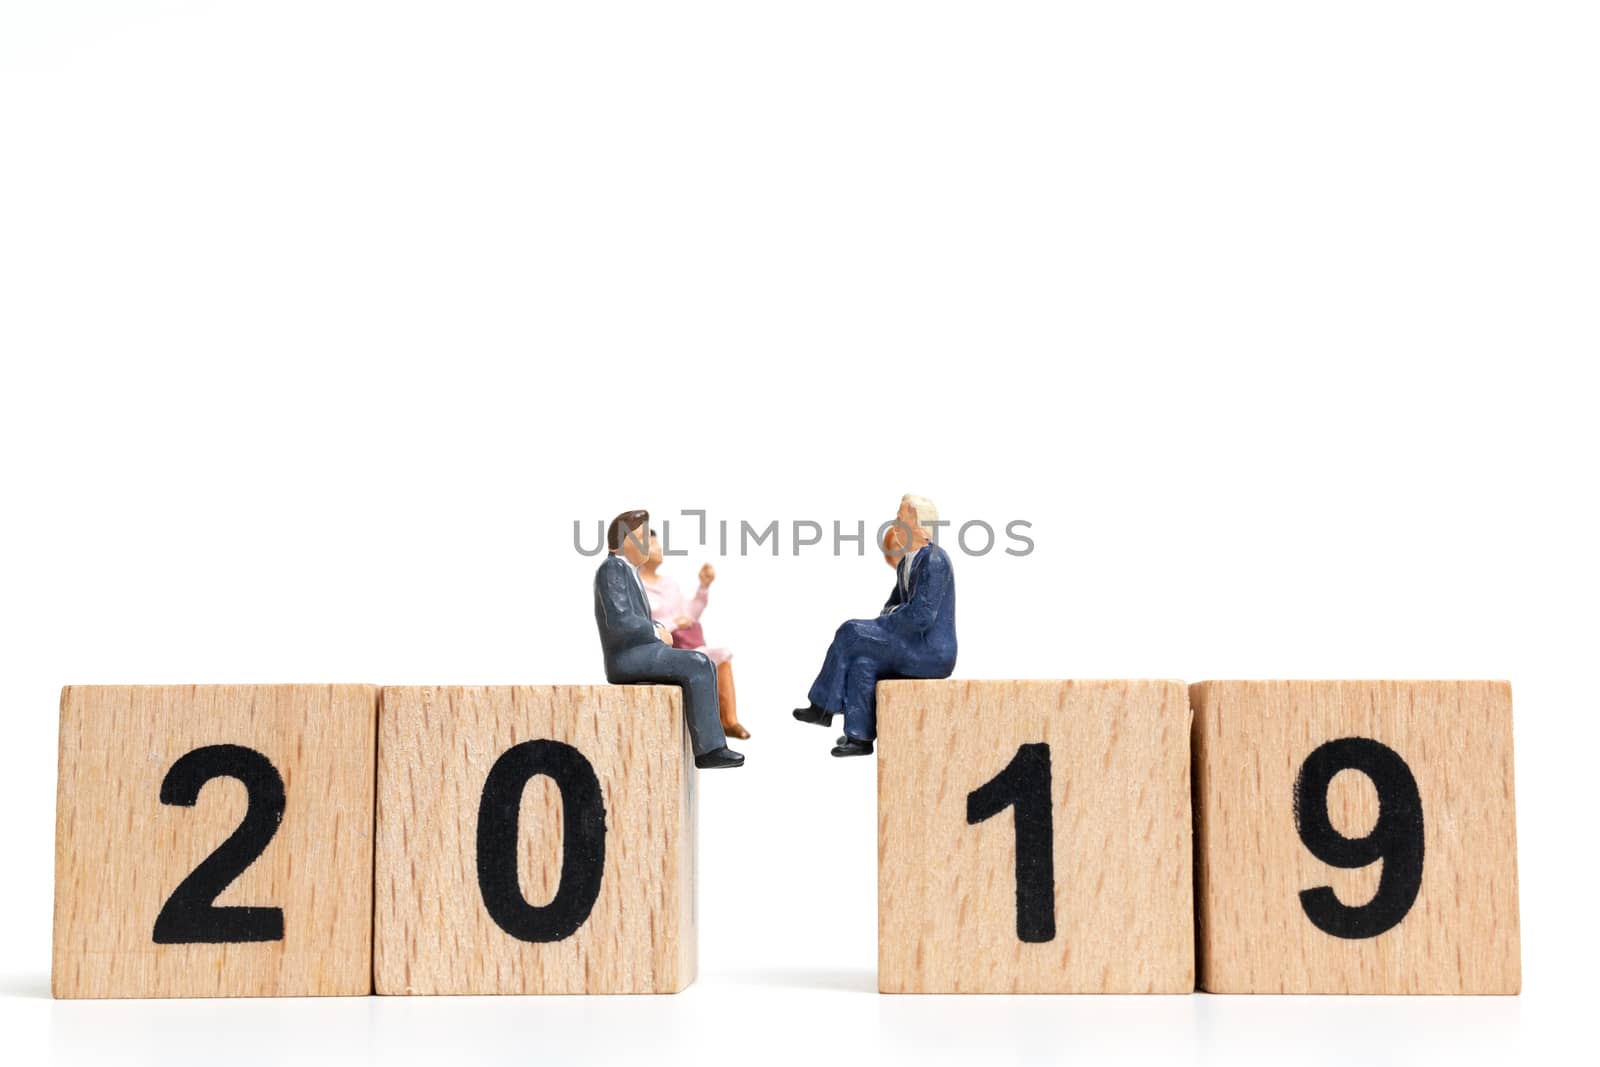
[476,739,607,943]
[152,744,287,944]
[1293,737,1425,939]
[967,742,1056,943]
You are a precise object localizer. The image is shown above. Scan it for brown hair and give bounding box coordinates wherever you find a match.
[607,509,650,552]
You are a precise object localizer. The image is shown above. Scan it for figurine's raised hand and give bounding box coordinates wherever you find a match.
[699,563,716,586]
[882,522,907,566]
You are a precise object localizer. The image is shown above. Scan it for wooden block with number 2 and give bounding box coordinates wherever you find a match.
[52,685,378,998]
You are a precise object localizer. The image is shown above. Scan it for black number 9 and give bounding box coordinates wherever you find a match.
[1292,736,1424,940]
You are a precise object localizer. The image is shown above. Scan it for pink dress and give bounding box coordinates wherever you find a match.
[642,574,733,666]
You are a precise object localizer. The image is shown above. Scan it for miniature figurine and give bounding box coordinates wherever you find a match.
[637,530,750,739]
[594,509,744,769]
[792,494,957,756]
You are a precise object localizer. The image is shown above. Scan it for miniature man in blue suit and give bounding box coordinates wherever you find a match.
[595,509,744,769]
[793,494,957,756]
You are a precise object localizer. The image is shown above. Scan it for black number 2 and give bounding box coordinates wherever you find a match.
[1293,736,1425,939]
[476,739,607,943]
[967,742,1056,943]
[152,744,287,944]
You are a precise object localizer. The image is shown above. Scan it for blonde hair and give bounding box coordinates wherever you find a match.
[901,494,939,528]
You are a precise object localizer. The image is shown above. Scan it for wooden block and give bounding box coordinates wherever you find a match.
[52,684,378,998]
[877,679,1195,993]
[1191,680,1520,994]
[374,685,696,995]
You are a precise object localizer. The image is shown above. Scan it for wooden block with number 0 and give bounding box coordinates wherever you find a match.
[52,684,378,998]
[374,685,697,995]
[1191,680,1520,993]
[877,679,1195,993]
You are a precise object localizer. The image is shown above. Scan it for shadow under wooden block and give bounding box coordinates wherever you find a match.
[52,684,378,998]
[1191,680,1521,994]
[374,685,696,995]
[877,679,1195,993]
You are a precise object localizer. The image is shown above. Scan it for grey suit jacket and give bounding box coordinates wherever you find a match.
[593,554,659,664]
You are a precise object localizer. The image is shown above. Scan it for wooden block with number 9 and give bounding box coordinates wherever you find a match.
[877,679,1195,993]
[1190,680,1520,994]
[52,685,378,998]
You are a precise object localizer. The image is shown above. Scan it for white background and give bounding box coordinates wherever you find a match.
[2,3,1597,1064]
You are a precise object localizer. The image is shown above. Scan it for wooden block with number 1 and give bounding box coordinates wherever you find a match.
[1191,680,1520,993]
[52,684,378,998]
[374,685,696,995]
[877,679,1195,993]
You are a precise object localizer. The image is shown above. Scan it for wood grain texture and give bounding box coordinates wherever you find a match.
[1191,680,1521,994]
[52,684,377,998]
[374,685,696,995]
[878,679,1195,993]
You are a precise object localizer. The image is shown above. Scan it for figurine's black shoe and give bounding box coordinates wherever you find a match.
[831,737,874,757]
[695,746,746,769]
[792,705,834,727]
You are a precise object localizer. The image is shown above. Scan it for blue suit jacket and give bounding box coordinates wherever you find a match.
[878,542,958,675]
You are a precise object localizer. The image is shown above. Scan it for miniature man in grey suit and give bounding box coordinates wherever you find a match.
[594,509,745,769]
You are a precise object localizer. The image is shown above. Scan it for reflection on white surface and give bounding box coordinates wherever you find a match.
[4,968,1538,1067]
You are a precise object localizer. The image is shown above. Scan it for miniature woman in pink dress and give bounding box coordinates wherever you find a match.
[638,530,750,739]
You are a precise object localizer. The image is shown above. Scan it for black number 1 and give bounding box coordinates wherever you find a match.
[1293,736,1425,939]
[967,742,1056,943]
[153,744,287,944]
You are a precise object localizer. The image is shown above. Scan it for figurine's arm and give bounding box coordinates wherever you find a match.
[882,551,947,635]
[688,580,709,621]
[880,579,903,616]
[600,564,658,646]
